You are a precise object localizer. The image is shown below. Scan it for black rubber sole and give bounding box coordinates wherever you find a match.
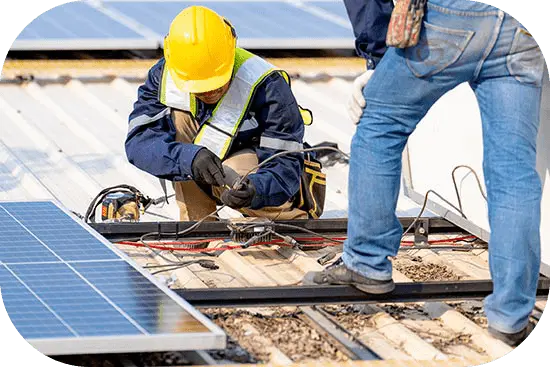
[354,280,396,294]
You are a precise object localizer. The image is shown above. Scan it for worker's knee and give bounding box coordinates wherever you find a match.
[222,149,258,176]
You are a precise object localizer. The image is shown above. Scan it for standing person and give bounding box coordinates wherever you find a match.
[308,0,545,346]
[126,6,320,221]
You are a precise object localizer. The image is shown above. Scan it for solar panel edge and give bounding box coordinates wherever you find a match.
[29,331,225,356]
[0,201,226,354]
[11,38,158,51]
[50,201,227,339]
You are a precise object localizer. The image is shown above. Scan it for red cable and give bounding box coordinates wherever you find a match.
[400,235,476,245]
[117,235,477,253]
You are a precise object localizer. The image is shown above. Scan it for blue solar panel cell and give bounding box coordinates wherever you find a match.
[0,265,75,339]
[8,262,142,336]
[0,201,224,355]
[0,208,59,263]
[72,261,186,334]
[310,1,350,19]
[105,1,353,39]
[17,2,143,40]
[1,202,120,262]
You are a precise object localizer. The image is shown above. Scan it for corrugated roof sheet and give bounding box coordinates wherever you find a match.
[0,61,421,220]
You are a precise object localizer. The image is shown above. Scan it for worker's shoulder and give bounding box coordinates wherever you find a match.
[146,58,166,84]
[257,70,292,93]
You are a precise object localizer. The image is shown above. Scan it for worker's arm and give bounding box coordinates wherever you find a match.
[247,72,305,209]
[125,59,202,181]
[343,0,394,68]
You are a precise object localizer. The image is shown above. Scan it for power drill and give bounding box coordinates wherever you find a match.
[101,192,142,222]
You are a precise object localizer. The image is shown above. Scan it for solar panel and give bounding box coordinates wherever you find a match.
[103,0,355,49]
[309,1,350,19]
[11,2,157,51]
[0,201,225,356]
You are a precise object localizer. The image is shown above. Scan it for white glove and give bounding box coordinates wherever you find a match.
[348,70,374,124]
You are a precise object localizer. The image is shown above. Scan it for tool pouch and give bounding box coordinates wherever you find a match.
[386,0,427,48]
[294,153,326,219]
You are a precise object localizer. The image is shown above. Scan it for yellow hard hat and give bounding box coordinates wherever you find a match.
[164,6,237,93]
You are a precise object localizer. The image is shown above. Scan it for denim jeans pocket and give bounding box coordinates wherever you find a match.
[506,28,544,86]
[405,21,474,78]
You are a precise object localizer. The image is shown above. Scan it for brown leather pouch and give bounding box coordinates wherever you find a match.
[386,0,427,48]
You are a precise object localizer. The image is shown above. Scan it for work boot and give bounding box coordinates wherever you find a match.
[488,323,534,347]
[303,258,395,294]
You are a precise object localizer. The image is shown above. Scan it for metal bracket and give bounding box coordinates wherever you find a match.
[414,218,429,246]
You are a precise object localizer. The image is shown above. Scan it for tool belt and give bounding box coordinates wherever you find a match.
[386,0,427,48]
[294,153,326,219]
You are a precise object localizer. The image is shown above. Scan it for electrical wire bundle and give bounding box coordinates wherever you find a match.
[111,145,488,275]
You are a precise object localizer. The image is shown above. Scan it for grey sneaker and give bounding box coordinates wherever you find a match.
[488,323,534,347]
[303,259,395,294]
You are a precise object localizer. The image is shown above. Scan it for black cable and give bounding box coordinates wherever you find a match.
[144,260,218,275]
[84,184,144,223]
[139,146,351,243]
[401,189,468,240]
[273,223,345,244]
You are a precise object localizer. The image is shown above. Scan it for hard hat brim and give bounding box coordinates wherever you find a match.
[168,63,234,94]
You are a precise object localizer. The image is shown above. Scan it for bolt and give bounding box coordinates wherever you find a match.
[419,227,426,234]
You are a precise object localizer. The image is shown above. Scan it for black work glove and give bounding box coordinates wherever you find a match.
[191,148,226,187]
[220,179,256,209]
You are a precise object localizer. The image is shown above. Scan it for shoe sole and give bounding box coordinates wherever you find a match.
[354,280,395,294]
[302,272,396,294]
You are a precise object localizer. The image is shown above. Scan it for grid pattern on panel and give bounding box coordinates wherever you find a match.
[105,1,353,39]
[0,201,209,344]
[16,2,145,40]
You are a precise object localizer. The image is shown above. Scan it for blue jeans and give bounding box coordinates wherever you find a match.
[343,0,544,334]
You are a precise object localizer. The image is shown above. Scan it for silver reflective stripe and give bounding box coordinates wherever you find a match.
[207,56,273,134]
[195,126,229,157]
[195,55,274,157]
[163,71,191,111]
[128,108,171,132]
[260,136,303,151]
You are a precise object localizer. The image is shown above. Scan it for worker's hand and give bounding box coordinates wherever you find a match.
[220,179,256,209]
[191,148,226,187]
[348,70,374,124]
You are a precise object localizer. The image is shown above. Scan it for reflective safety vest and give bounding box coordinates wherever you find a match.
[159,48,312,160]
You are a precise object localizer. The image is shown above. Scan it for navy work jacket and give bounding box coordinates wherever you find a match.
[125,59,305,209]
[343,0,394,67]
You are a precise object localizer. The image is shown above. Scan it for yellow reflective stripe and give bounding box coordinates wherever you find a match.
[160,66,168,106]
[308,176,318,219]
[190,95,197,116]
[195,54,274,159]
[234,48,255,70]
[305,160,321,169]
[194,125,208,145]
[300,107,313,126]
[194,125,231,157]
[218,67,274,158]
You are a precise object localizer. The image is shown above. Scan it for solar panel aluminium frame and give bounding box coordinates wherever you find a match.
[10,39,158,51]
[235,38,354,49]
[0,200,226,356]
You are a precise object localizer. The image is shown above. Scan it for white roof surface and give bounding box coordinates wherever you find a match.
[0,73,421,220]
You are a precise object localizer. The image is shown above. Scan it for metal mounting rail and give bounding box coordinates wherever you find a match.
[175,278,550,308]
[91,217,470,242]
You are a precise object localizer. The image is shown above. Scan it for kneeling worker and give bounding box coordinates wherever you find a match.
[126,6,322,221]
